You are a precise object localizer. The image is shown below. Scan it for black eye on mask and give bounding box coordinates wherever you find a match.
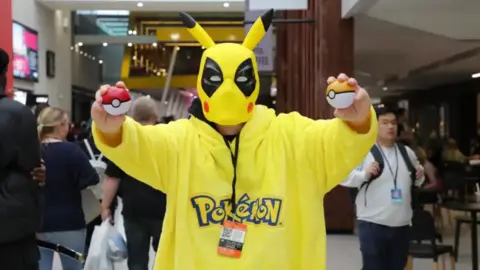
[201,58,223,97]
[235,59,256,97]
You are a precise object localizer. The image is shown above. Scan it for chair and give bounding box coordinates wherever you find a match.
[37,239,85,264]
[453,214,480,261]
[406,209,455,270]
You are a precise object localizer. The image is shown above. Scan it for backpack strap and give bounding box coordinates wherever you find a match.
[396,143,419,209]
[359,144,385,206]
[396,143,415,181]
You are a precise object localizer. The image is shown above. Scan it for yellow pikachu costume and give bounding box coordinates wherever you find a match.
[93,9,377,270]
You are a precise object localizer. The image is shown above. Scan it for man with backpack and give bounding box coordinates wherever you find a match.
[342,106,425,270]
[0,48,44,269]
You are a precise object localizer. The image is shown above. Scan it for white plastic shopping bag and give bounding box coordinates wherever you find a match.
[84,221,114,270]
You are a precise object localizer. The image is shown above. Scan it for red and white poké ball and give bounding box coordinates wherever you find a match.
[102,86,132,116]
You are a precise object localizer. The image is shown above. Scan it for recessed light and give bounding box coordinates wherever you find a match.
[70,46,74,50]
[137,2,143,7]
[102,42,108,47]
[77,42,83,46]
[79,51,83,55]
[176,47,180,51]
[164,101,168,105]
[157,72,161,76]
[128,42,132,47]
[99,60,103,64]
[152,42,157,47]
[472,73,480,79]
[92,57,96,60]
[223,2,230,8]
[201,46,205,49]
[382,87,388,91]
[128,30,132,35]
[132,56,137,60]
[170,33,180,41]
[132,30,137,35]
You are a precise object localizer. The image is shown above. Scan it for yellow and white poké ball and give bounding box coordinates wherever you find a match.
[326,80,356,109]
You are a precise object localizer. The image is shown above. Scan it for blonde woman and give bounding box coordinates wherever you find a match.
[36,107,99,270]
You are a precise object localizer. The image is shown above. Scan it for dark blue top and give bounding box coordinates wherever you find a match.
[40,142,99,232]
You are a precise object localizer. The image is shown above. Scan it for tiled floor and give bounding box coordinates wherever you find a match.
[53,204,477,270]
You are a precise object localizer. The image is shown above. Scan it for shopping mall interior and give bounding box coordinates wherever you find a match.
[2,0,480,269]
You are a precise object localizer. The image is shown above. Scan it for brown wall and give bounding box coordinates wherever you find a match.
[276,0,355,232]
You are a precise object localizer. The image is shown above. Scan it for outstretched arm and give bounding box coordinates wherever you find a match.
[305,107,377,193]
[92,117,182,193]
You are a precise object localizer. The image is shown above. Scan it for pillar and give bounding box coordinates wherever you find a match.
[276,0,355,232]
[0,0,13,94]
[49,9,72,114]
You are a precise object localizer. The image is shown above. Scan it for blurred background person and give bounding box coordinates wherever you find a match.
[442,138,478,163]
[36,107,99,270]
[101,96,167,270]
[0,48,43,270]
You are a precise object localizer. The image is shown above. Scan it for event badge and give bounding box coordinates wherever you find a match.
[217,220,247,258]
[391,188,403,203]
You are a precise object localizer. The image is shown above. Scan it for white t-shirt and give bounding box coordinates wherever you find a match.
[342,144,424,227]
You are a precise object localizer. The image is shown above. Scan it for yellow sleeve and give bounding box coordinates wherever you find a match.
[304,107,378,193]
[92,117,181,193]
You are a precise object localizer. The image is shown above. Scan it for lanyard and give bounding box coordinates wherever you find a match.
[377,144,399,189]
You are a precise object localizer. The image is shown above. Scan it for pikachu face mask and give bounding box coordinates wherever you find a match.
[179,10,274,125]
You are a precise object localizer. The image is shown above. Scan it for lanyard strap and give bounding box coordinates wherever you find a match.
[377,144,399,189]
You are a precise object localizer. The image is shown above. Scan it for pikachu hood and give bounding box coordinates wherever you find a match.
[178,10,272,125]
[92,9,378,270]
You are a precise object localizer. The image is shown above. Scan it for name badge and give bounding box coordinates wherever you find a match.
[217,220,247,258]
[391,188,403,203]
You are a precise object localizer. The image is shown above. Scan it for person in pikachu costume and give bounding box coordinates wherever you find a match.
[91,9,378,270]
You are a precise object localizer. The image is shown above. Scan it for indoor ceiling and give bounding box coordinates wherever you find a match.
[38,0,244,12]
[355,0,480,98]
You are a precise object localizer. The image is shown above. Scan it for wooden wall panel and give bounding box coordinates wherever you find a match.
[276,0,355,232]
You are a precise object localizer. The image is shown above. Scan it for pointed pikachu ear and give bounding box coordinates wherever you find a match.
[179,12,216,49]
[242,9,274,50]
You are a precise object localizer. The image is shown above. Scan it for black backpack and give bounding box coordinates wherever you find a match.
[355,143,417,208]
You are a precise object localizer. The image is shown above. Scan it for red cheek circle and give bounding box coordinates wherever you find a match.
[247,102,254,113]
[203,101,210,113]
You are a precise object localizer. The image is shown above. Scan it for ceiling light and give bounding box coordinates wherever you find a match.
[201,46,205,49]
[77,42,83,46]
[170,33,180,41]
[128,42,132,47]
[70,46,74,50]
[152,42,157,47]
[176,47,180,51]
[164,101,168,105]
[157,72,161,76]
[92,57,96,60]
[102,42,108,47]
[99,60,103,64]
[382,87,388,91]
[472,73,480,79]
[137,2,143,7]
[132,30,137,35]
[128,30,132,35]
[223,2,230,8]
[132,56,137,60]
[79,51,83,55]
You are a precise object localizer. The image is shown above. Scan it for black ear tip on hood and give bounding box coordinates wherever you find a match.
[261,9,275,31]
[179,12,196,29]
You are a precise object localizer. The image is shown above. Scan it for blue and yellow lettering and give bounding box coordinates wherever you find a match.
[191,193,283,227]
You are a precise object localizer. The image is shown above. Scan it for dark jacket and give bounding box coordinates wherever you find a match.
[0,92,42,243]
[40,142,99,232]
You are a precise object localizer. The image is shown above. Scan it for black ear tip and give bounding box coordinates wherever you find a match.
[261,9,275,31]
[179,12,196,29]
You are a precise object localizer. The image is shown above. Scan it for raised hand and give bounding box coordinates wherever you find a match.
[91,82,128,135]
[327,74,372,127]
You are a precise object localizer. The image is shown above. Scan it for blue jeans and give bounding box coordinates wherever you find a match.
[38,229,86,270]
[357,220,410,270]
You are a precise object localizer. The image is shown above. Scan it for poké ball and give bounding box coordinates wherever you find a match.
[326,80,356,109]
[102,86,132,116]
